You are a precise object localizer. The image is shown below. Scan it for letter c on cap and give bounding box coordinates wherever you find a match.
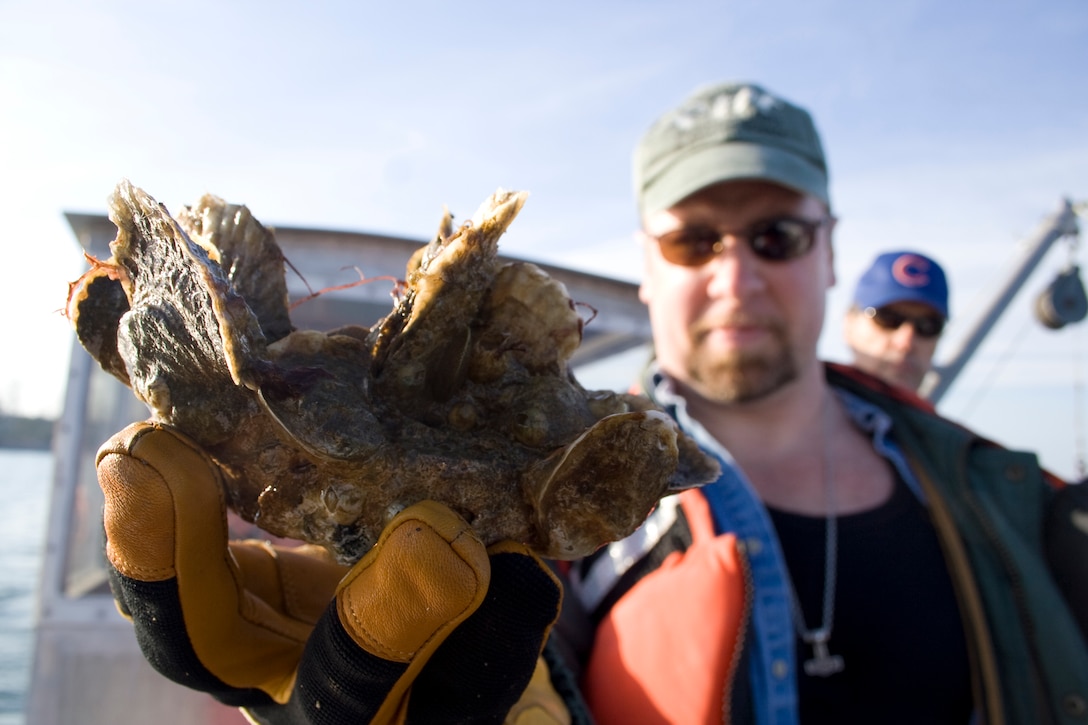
[892,254,930,288]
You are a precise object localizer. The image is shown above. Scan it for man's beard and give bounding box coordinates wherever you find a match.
[686,323,798,404]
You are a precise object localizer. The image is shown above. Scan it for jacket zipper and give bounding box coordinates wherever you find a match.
[959,453,1055,723]
[912,457,1005,725]
[722,538,754,725]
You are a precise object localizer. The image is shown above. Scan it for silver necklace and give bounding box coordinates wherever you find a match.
[783,409,844,678]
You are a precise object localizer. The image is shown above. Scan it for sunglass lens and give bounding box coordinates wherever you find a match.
[867,307,944,338]
[912,316,944,338]
[750,219,815,261]
[658,227,721,266]
[869,308,905,330]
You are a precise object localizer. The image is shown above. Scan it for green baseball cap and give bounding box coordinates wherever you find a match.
[633,82,830,215]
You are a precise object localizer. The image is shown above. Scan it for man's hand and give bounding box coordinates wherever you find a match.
[97,421,568,724]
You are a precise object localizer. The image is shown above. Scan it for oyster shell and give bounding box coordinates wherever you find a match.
[66,180,719,562]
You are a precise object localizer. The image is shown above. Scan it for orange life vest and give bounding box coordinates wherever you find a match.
[582,491,750,724]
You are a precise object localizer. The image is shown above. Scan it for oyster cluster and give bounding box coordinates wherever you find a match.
[66,181,719,563]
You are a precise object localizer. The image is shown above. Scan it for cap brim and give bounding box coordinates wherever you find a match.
[639,141,829,215]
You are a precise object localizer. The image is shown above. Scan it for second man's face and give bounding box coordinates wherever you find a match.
[843,301,943,391]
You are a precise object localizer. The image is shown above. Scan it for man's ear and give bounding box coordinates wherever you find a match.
[824,216,838,289]
[637,231,654,304]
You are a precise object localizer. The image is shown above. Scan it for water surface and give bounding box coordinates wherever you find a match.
[0,449,52,725]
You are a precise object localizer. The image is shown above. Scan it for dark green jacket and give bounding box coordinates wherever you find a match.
[830,364,1088,724]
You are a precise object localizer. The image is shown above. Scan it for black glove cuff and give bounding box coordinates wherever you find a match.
[284,600,410,724]
[109,569,276,709]
[407,550,562,724]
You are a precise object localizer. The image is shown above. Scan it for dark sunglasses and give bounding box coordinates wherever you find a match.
[864,306,945,339]
[649,216,828,267]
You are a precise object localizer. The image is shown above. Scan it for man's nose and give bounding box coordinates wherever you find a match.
[890,322,919,349]
[705,237,766,297]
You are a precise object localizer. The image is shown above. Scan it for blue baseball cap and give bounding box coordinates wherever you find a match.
[852,251,949,319]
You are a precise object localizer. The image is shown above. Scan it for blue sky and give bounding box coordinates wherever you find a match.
[3,0,1087,478]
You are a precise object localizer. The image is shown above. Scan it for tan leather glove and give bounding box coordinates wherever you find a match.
[98,420,345,701]
[98,421,572,724]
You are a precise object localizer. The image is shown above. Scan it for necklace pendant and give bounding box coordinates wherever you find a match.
[803,637,844,677]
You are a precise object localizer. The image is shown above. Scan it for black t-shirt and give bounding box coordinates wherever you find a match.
[768,475,974,724]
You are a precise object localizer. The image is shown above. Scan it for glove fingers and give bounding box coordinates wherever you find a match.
[287,500,491,724]
[98,424,200,583]
[97,422,314,702]
[231,542,348,626]
[407,542,562,724]
[334,500,491,662]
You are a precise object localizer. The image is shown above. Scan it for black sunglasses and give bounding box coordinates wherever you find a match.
[864,306,945,339]
[649,216,828,267]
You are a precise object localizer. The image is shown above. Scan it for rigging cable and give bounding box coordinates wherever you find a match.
[1066,230,1088,480]
[957,313,1035,420]
[1071,318,1086,480]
